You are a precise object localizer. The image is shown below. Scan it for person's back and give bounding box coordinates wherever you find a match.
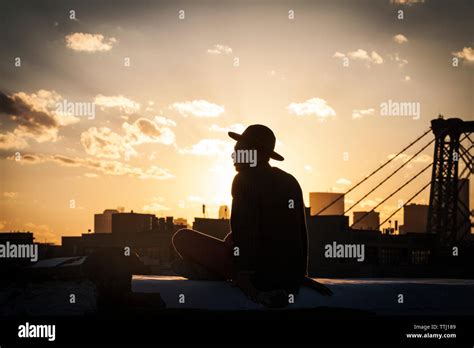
[231,162,308,293]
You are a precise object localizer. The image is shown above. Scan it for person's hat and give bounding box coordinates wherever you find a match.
[228,124,284,161]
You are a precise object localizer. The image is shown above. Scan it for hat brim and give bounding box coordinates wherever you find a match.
[228,131,284,161]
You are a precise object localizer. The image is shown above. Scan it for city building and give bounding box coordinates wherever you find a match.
[309,192,344,216]
[0,231,60,271]
[173,218,188,229]
[218,205,230,219]
[352,211,380,231]
[94,209,119,233]
[457,178,471,239]
[62,211,181,273]
[306,207,440,278]
[111,210,158,235]
[399,204,429,234]
[0,231,34,244]
[192,217,230,240]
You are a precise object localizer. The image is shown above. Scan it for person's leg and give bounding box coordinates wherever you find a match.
[172,229,233,280]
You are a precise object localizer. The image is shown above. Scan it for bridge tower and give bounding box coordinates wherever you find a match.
[427,117,474,245]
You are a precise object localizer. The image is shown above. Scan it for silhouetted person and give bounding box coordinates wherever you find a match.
[173,125,331,306]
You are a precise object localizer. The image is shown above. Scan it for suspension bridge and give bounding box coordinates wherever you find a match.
[314,116,473,247]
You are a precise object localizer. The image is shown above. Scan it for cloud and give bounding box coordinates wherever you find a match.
[344,198,355,205]
[0,91,56,136]
[187,195,204,203]
[287,98,336,120]
[304,165,313,172]
[387,153,432,163]
[81,127,135,159]
[94,95,140,114]
[0,132,28,150]
[23,222,60,244]
[171,100,225,118]
[123,118,176,146]
[179,139,233,156]
[65,33,117,52]
[8,153,174,180]
[3,192,18,198]
[81,117,175,159]
[154,116,177,127]
[145,101,155,112]
[209,123,246,134]
[336,178,352,186]
[0,90,79,145]
[143,197,170,213]
[352,108,375,119]
[390,0,425,5]
[360,198,383,209]
[84,173,99,178]
[207,44,233,55]
[12,153,45,164]
[393,34,408,44]
[388,53,408,67]
[8,90,74,125]
[333,49,384,66]
[332,178,352,192]
[452,47,474,63]
[403,75,411,82]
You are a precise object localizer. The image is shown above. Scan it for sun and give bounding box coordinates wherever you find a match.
[208,158,235,209]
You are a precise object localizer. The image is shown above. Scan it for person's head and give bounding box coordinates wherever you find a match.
[232,140,270,171]
[228,124,283,171]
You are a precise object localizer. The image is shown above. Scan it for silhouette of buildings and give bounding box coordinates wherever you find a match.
[192,217,230,239]
[112,211,157,235]
[309,192,344,216]
[457,178,471,240]
[5,172,471,279]
[352,211,380,230]
[61,211,188,272]
[0,231,34,244]
[305,207,473,278]
[94,209,118,233]
[0,232,60,273]
[218,205,229,219]
[399,204,429,234]
[173,218,189,229]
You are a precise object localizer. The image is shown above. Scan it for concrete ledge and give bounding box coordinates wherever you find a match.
[132,276,474,314]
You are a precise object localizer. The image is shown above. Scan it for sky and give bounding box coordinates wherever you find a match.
[0,0,472,244]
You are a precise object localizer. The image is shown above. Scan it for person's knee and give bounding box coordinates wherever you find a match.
[172,228,191,254]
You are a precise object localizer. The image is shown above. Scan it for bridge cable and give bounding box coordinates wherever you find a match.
[352,161,433,226]
[345,138,435,214]
[377,181,431,229]
[314,128,432,216]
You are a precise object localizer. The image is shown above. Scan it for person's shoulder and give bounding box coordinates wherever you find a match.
[231,171,251,194]
[271,166,301,187]
[271,166,296,180]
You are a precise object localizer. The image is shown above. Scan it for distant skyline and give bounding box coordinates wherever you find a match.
[0,0,472,243]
